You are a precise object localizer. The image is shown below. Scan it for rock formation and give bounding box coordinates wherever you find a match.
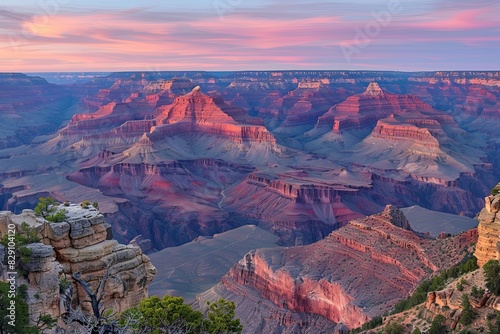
[316,82,433,132]
[196,206,477,333]
[0,204,156,330]
[377,267,498,333]
[474,183,500,267]
[1,71,498,254]
[370,114,441,148]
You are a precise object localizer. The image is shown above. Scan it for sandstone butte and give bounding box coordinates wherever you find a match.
[61,85,277,147]
[316,82,434,132]
[0,204,157,332]
[195,205,477,333]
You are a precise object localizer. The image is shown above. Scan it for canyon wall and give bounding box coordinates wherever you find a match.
[474,183,500,267]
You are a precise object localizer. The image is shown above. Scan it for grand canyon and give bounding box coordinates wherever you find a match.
[1,70,500,333]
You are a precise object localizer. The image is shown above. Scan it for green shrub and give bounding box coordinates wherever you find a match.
[384,321,405,334]
[392,256,478,314]
[34,197,67,222]
[471,286,485,299]
[484,260,500,295]
[491,186,500,196]
[120,295,242,334]
[46,209,67,223]
[59,278,72,292]
[429,315,447,334]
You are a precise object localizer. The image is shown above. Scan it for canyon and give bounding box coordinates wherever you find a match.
[0,70,499,333]
[0,71,498,250]
[195,205,477,333]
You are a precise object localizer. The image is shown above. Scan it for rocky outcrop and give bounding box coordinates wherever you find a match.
[474,183,500,267]
[61,102,156,137]
[196,206,477,332]
[419,268,500,332]
[0,205,156,329]
[379,204,413,231]
[371,115,440,148]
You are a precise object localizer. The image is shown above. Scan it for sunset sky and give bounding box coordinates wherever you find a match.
[1,0,499,72]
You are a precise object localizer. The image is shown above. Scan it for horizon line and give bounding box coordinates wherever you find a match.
[12,69,500,74]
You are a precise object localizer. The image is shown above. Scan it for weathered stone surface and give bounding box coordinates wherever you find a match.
[380,204,413,230]
[46,222,70,240]
[70,229,108,249]
[57,240,118,263]
[26,262,62,325]
[474,184,500,267]
[0,205,156,329]
[333,323,349,334]
[129,234,154,254]
[22,243,55,272]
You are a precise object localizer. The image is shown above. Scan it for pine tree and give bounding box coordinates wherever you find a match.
[460,294,475,326]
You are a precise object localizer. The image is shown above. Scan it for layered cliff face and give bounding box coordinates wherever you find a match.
[474,183,500,267]
[153,87,275,145]
[221,167,367,245]
[371,115,441,148]
[196,206,477,332]
[0,205,156,328]
[58,86,279,158]
[377,267,499,333]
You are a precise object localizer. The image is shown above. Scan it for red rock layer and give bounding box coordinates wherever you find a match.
[61,102,156,136]
[213,207,478,330]
[258,80,343,132]
[371,115,440,148]
[317,82,434,131]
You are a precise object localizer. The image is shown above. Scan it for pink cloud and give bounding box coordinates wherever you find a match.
[408,8,498,31]
[0,4,498,72]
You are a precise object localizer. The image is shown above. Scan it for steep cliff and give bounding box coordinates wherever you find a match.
[196,206,477,333]
[474,183,500,267]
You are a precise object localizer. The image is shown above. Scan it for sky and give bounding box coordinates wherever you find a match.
[0,0,499,72]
